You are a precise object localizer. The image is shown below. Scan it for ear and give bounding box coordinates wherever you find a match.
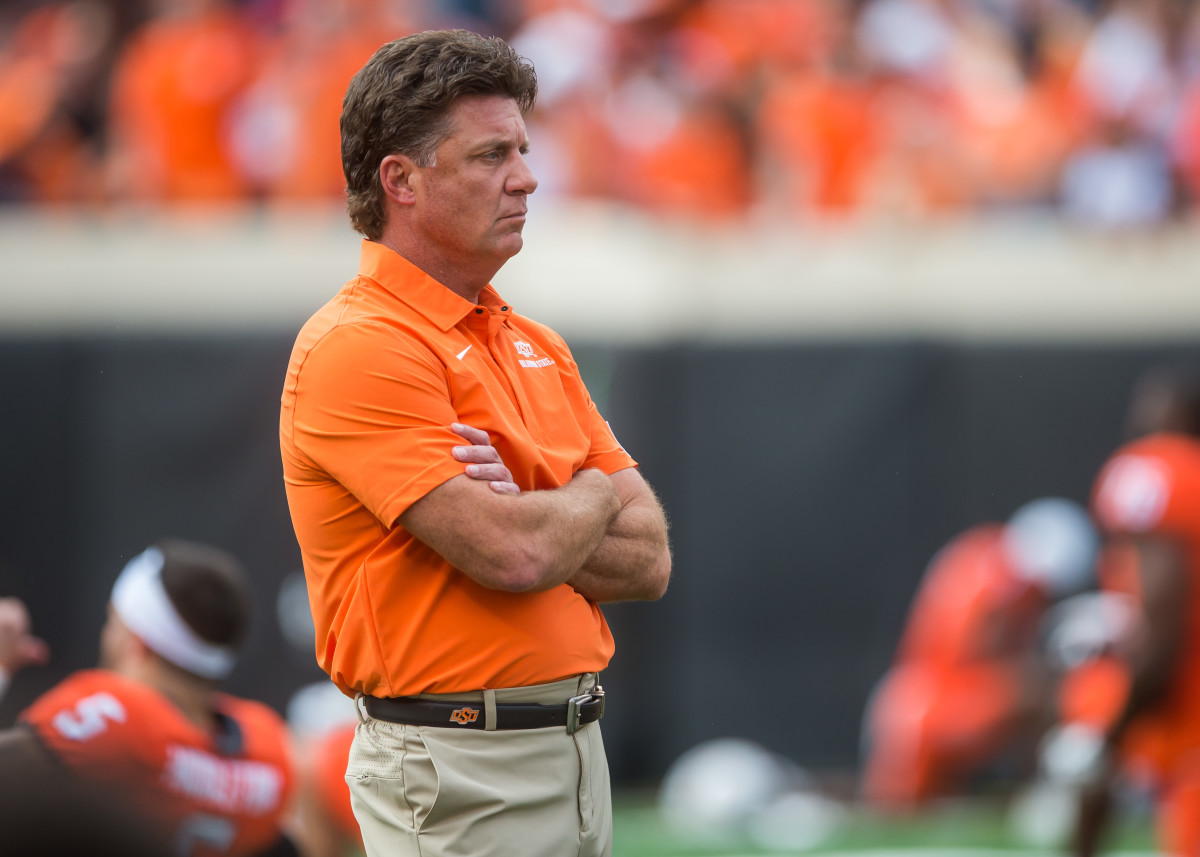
[128,633,154,663]
[380,154,418,206]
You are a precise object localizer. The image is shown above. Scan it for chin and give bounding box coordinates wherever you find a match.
[496,236,524,258]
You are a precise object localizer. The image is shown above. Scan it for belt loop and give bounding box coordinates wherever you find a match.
[483,689,497,732]
[355,692,369,725]
[578,672,595,695]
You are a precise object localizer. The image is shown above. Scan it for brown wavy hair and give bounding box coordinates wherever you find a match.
[341,30,538,240]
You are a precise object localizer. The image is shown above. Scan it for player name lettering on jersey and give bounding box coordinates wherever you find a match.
[163,746,284,815]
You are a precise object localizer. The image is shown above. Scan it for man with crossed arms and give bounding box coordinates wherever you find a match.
[279,29,671,857]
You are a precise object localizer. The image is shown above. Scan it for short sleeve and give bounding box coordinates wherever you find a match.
[288,323,467,527]
[581,401,638,474]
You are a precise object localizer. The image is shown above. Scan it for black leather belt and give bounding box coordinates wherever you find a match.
[363,687,605,734]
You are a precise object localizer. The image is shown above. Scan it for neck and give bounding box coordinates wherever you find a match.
[375,233,502,304]
[120,658,216,731]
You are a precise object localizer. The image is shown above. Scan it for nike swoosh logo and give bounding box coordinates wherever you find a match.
[456,345,472,360]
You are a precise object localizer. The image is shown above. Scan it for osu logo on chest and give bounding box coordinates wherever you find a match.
[512,340,555,369]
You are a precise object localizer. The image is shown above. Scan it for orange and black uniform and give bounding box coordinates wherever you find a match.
[1092,432,1200,855]
[864,524,1050,806]
[20,669,295,857]
[280,240,636,699]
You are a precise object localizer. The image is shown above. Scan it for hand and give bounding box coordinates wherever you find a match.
[451,422,519,495]
[0,597,49,677]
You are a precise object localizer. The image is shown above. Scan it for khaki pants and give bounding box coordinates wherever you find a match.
[347,674,612,857]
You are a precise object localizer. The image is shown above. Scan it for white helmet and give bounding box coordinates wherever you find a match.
[1004,497,1099,598]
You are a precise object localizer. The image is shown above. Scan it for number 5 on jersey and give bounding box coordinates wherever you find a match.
[52,692,127,741]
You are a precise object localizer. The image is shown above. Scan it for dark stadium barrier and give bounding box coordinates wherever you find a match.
[0,335,1196,785]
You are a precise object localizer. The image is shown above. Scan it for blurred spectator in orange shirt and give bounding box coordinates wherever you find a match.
[948,0,1092,210]
[228,0,419,203]
[106,0,261,202]
[509,2,618,200]
[605,76,754,219]
[513,1,755,219]
[754,0,975,219]
[605,10,754,220]
[0,1,120,203]
[671,0,833,94]
[754,1,888,218]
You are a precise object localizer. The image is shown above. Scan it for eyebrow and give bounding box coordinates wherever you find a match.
[475,138,530,155]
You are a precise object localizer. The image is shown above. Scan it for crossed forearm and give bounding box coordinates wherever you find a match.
[568,489,670,603]
[445,423,669,598]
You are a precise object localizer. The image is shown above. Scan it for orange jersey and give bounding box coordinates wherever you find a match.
[20,670,294,857]
[281,240,637,698]
[865,524,1047,806]
[898,524,1048,669]
[1092,432,1200,771]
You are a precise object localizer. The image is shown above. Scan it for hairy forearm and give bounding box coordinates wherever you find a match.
[401,467,621,592]
[568,493,671,603]
[511,469,625,591]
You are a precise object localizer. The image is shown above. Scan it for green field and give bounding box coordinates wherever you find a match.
[611,791,1158,857]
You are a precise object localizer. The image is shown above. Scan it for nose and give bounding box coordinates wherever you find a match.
[508,152,538,195]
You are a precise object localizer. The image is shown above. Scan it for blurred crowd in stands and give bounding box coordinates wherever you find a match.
[2,0,1200,228]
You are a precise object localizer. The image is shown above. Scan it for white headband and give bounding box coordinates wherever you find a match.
[111,547,237,680]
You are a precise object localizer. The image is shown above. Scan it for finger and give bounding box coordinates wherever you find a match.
[489,481,521,495]
[450,422,491,446]
[452,445,501,464]
[465,463,512,482]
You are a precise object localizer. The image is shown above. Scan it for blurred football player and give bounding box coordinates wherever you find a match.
[0,539,297,857]
[862,496,1099,809]
[1038,366,1200,857]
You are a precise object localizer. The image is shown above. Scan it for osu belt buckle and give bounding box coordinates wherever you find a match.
[567,684,605,735]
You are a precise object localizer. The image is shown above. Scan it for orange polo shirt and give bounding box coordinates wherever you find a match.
[280,240,636,698]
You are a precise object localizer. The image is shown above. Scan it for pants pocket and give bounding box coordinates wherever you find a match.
[573,722,613,857]
[346,720,440,855]
[346,720,405,780]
